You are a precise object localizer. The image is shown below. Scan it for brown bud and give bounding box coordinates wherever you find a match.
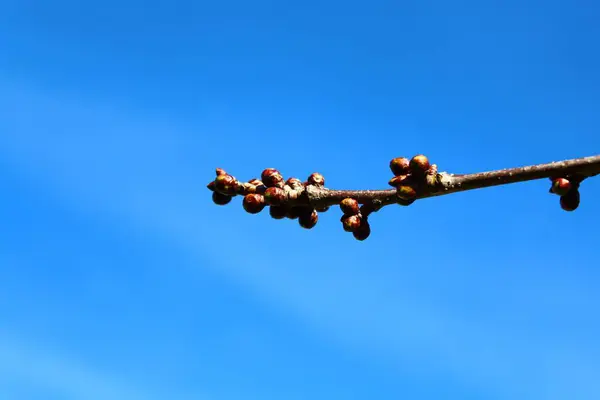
[298,209,318,229]
[212,191,232,205]
[269,205,288,219]
[215,174,238,195]
[341,214,362,232]
[409,155,430,175]
[286,177,303,189]
[307,172,325,187]
[353,221,371,241]
[261,168,284,188]
[388,175,410,187]
[397,197,415,206]
[286,207,303,219]
[560,190,580,212]
[248,178,263,186]
[396,185,417,200]
[242,194,266,214]
[551,178,572,196]
[340,198,360,215]
[207,181,216,191]
[264,187,286,205]
[389,157,410,176]
[215,168,227,176]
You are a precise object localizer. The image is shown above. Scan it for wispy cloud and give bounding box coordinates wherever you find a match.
[2,79,599,399]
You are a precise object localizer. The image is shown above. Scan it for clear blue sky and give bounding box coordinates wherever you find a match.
[1,1,600,399]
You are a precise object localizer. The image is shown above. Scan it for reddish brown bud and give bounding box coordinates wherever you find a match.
[248,178,263,186]
[286,177,303,189]
[264,187,286,205]
[269,205,288,219]
[307,172,325,187]
[261,168,284,188]
[215,168,227,176]
[396,185,417,200]
[242,194,266,214]
[397,197,415,206]
[215,174,238,195]
[298,209,318,229]
[389,157,410,176]
[340,198,360,215]
[551,178,572,196]
[353,221,371,241]
[286,207,303,219]
[207,181,216,191]
[341,214,362,232]
[212,191,232,205]
[560,190,580,212]
[409,155,430,175]
[388,175,410,187]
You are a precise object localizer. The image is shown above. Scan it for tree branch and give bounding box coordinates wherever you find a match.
[207,154,599,240]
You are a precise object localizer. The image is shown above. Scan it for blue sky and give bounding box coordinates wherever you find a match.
[1,1,600,399]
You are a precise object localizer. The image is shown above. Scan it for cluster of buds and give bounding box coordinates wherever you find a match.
[339,198,371,241]
[549,176,581,211]
[388,154,438,204]
[207,167,326,230]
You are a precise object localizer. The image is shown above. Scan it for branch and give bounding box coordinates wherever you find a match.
[207,154,600,241]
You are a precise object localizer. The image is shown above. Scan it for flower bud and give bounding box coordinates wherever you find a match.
[560,190,580,212]
[307,172,325,187]
[248,178,263,186]
[396,185,417,200]
[212,191,232,205]
[340,198,360,215]
[389,157,410,176]
[352,221,371,241]
[409,154,430,175]
[215,174,238,195]
[551,178,572,196]
[261,168,285,188]
[286,177,303,189]
[215,168,227,176]
[264,187,286,205]
[341,214,362,232]
[286,207,303,219]
[298,209,318,229]
[269,205,288,219]
[207,181,216,191]
[397,197,415,206]
[242,194,266,214]
[388,175,409,187]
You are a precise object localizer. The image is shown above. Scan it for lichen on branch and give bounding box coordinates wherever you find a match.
[207,154,600,241]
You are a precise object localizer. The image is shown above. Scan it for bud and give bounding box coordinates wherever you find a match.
[215,174,238,195]
[396,185,417,200]
[551,178,571,196]
[264,187,286,205]
[341,214,362,232]
[560,190,580,212]
[397,197,415,206]
[307,172,325,187]
[409,154,430,175]
[389,157,410,176]
[352,221,371,241]
[248,178,263,186]
[286,207,303,219]
[340,198,360,215]
[212,191,232,205]
[242,194,266,214]
[269,205,288,219]
[207,181,216,191]
[286,177,303,189]
[215,168,227,176]
[388,175,409,187]
[261,168,285,188]
[298,209,318,229]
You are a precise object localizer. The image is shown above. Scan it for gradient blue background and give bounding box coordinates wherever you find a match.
[1,1,599,399]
